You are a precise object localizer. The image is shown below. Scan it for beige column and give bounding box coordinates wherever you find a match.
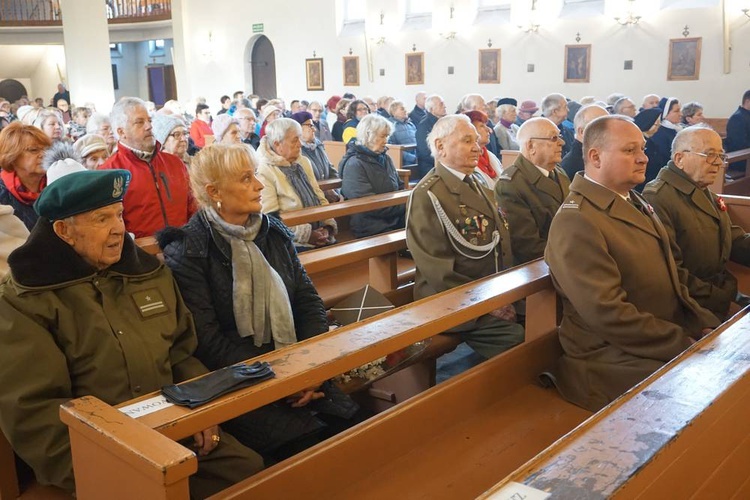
[59,0,115,112]
[170,0,192,102]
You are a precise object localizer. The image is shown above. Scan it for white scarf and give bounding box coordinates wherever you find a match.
[205,208,297,349]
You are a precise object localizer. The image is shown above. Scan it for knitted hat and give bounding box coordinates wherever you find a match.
[261,105,281,122]
[634,108,662,132]
[16,105,34,122]
[35,169,131,220]
[74,134,108,158]
[326,95,342,111]
[290,111,313,125]
[45,158,86,185]
[518,100,539,114]
[496,98,518,107]
[211,114,239,142]
[151,113,185,146]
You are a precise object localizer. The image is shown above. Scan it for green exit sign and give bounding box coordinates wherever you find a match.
[252,23,264,33]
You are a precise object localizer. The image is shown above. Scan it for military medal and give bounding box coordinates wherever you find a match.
[717,196,727,212]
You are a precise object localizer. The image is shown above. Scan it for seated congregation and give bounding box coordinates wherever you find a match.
[0,84,750,498]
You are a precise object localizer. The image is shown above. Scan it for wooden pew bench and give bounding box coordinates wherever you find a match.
[323,140,412,187]
[709,148,750,195]
[60,259,568,499]
[480,306,750,500]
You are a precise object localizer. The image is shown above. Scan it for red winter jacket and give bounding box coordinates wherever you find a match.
[99,143,195,238]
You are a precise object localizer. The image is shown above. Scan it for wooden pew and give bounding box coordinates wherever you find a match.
[479,306,750,500]
[280,190,410,228]
[60,259,564,499]
[323,140,412,187]
[704,117,728,138]
[298,229,413,308]
[501,149,520,169]
[317,177,342,191]
[709,148,750,195]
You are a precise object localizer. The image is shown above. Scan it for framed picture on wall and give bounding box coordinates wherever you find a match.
[478,49,501,84]
[343,56,360,86]
[306,58,324,91]
[564,44,591,83]
[405,52,424,85]
[668,37,701,81]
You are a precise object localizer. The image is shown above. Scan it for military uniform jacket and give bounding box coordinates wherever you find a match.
[0,219,205,491]
[407,163,513,302]
[545,174,720,412]
[643,162,750,318]
[495,154,570,265]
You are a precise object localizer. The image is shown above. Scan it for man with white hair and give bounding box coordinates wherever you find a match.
[641,93,660,111]
[407,114,524,360]
[100,96,194,238]
[643,125,750,320]
[541,93,574,157]
[409,91,427,124]
[415,94,447,179]
[560,104,609,179]
[496,117,570,266]
[612,97,637,118]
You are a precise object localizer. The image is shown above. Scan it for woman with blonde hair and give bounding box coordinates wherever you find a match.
[158,143,360,463]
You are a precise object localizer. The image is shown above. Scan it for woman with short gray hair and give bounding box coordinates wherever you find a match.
[340,114,405,238]
[32,109,65,143]
[256,117,336,251]
[86,113,116,154]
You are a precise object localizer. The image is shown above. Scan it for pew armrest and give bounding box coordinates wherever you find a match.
[60,396,196,499]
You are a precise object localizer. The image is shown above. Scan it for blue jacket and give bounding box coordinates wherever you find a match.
[642,125,677,190]
[726,106,750,152]
[388,118,417,165]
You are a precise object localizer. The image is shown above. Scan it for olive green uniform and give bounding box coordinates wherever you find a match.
[495,154,571,265]
[406,163,524,358]
[643,162,750,319]
[0,220,262,497]
[545,174,720,411]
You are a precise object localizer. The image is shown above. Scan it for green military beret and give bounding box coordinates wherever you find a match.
[34,169,131,221]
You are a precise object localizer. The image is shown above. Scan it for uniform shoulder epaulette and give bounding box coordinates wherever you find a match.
[642,178,665,195]
[417,174,441,190]
[498,165,518,181]
[560,193,583,210]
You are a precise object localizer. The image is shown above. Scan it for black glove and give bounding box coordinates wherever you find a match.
[162,361,275,409]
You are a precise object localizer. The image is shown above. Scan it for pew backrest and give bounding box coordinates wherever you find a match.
[60,259,555,499]
[710,148,750,195]
[479,306,750,499]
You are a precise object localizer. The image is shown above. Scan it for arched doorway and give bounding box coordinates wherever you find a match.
[244,35,277,99]
[0,79,29,103]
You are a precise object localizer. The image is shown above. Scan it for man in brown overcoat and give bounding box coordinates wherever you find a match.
[544,115,720,412]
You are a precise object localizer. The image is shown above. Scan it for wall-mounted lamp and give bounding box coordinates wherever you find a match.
[613,0,641,26]
[374,11,386,45]
[743,8,750,19]
[514,0,541,33]
[439,6,457,40]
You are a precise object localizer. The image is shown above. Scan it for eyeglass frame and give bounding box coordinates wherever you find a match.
[682,150,728,164]
[168,131,188,140]
[529,135,562,143]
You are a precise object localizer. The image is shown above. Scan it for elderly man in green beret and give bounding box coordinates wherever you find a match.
[0,162,263,497]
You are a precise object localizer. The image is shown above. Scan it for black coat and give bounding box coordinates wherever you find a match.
[0,177,38,231]
[158,210,328,370]
[416,112,439,179]
[561,140,584,180]
[340,141,405,238]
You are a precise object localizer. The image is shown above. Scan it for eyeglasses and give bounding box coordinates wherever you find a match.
[25,147,45,155]
[356,107,369,112]
[530,135,562,143]
[684,151,728,164]
[309,108,323,113]
[302,123,315,128]
[169,131,187,140]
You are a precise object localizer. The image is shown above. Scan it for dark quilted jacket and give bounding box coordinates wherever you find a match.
[158,210,328,370]
[158,211,358,455]
[0,177,38,231]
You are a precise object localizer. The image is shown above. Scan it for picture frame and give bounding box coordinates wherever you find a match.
[564,44,591,83]
[405,52,424,86]
[342,56,360,86]
[305,58,324,91]
[668,37,701,81]
[478,49,501,84]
